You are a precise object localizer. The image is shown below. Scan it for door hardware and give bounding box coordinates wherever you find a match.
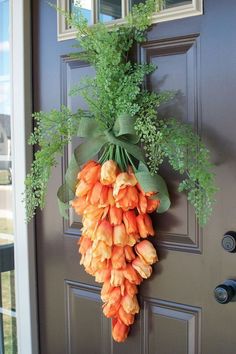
[222,231,236,253]
[214,280,236,304]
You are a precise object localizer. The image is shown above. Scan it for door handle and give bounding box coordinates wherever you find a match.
[214,280,236,304]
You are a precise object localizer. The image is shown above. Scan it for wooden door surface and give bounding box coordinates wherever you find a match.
[33,1,236,353]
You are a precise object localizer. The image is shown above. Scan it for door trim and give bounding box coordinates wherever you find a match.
[11,0,39,353]
[57,0,203,41]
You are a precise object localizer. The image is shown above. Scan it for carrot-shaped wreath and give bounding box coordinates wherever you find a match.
[24,0,217,342]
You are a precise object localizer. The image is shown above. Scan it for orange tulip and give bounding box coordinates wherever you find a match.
[124,279,138,297]
[78,160,98,177]
[143,214,155,236]
[108,287,121,305]
[80,247,92,268]
[103,301,120,318]
[95,220,113,246]
[118,306,135,326]
[136,214,155,238]
[132,257,152,279]
[114,187,127,202]
[111,246,126,269]
[94,267,111,283]
[92,240,112,261]
[138,193,147,214]
[113,224,128,246]
[116,186,139,211]
[124,245,136,262]
[98,186,109,207]
[110,269,124,287]
[112,319,129,342]
[82,216,99,237]
[127,233,140,247]
[101,280,113,302]
[107,187,115,206]
[78,235,92,255]
[123,264,142,285]
[76,180,92,197]
[147,198,160,213]
[82,206,109,236]
[78,160,95,177]
[121,294,139,315]
[101,160,118,185]
[137,183,156,198]
[72,159,160,343]
[87,257,108,275]
[135,240,158,265]
[89,181,103,205]
[123,210,138,235]
[109,206,123,226]
[102,206,110,220]
[113,172,137,197]
[83,204,104,222]
[78,160,101,184]
[71,196,88,215]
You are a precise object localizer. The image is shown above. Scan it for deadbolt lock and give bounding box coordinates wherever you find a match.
[222,231,236,253]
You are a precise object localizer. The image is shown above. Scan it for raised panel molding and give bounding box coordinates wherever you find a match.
[60,56,94,236]
[65,282,201,354]
[140,35,202,254]
[65,281,111,354]
[61,37,203,252]
[141,297,201,354]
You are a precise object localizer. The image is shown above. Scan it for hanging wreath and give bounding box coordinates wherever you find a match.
[25,0,217,342]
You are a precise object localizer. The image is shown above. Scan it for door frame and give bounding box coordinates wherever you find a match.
[11,0,39,353]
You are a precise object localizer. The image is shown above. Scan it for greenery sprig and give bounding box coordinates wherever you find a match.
[135,114,217,225]
[24,107,83,220]
[25,0,217,225]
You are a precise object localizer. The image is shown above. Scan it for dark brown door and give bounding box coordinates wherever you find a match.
[33,1,236,353]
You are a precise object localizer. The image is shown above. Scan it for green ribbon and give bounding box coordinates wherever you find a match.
[57,114,144,217]
[134,162,171,214]
[57,115,170,218]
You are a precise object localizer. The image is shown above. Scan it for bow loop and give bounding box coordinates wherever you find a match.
[112,114,139,143]
[57,113,142,217]
[57,113,170,219]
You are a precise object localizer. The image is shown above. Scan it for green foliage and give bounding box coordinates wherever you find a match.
[61,0,163,128]
[25,0,163,220]
[24,106,82,221]
[135,90,174,171]
[25,0,217,226]
[127,0,162,40]
[135,114,218,226]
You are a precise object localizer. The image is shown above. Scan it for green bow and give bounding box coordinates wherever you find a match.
[57,114,170,218]
[57,114,143,217]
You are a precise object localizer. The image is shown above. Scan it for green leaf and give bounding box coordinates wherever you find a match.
[65,154,80,192]
[135,171,171,213]
[137,161,149,172]
[57,183,75,219]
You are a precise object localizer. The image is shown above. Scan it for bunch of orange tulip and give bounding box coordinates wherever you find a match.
[72,160,160,342]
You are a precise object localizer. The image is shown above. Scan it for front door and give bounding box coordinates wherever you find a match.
[33,1,236,353]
